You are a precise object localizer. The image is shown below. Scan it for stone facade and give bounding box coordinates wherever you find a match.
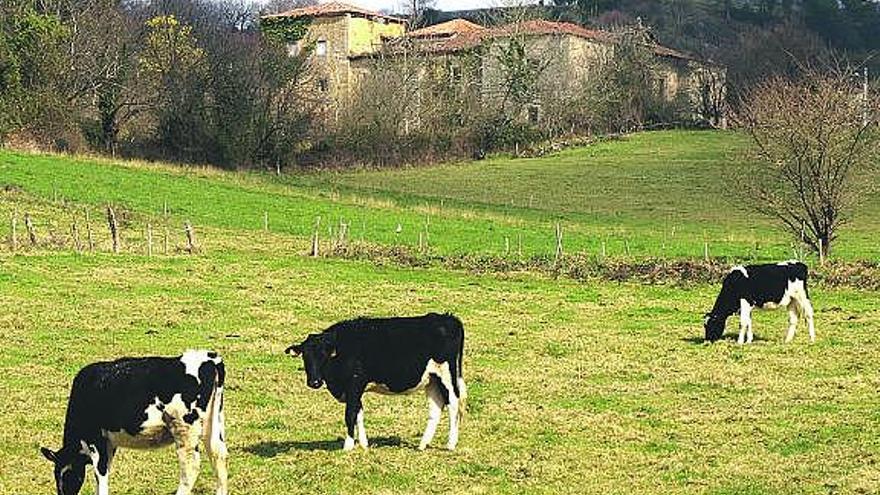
[270,2,405,121]
[264,3,725,127]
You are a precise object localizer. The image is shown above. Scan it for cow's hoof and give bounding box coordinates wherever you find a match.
[343,437,355,451]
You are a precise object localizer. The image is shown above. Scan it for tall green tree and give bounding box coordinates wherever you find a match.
[0,1,68,141]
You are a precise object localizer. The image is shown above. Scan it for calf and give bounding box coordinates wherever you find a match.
[285,313,466,452]
[704,261,815,344]
[40,350,228,495]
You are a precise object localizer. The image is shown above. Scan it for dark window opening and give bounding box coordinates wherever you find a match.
[528,105,540,124]
[451,66,462,83]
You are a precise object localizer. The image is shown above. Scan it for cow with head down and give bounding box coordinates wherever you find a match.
[41,350,228,495]
[704,261,815,344]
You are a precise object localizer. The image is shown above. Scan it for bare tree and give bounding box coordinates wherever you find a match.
[263,0,316,15]
[401,0,436,27]
[692,66,726,127]
[737,67,879,262]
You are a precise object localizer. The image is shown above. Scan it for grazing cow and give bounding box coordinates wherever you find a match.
[704,261,815,344]
[40,350,228,495]
[285,313,466,452]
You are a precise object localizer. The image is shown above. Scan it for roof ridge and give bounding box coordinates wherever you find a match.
[263,1,403,22]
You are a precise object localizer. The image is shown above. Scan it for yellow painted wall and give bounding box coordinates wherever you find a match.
[347,16,404,57]
[295,14,406,120]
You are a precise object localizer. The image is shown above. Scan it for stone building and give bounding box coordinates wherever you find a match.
[263,2,405,116]
[264,2,725,127]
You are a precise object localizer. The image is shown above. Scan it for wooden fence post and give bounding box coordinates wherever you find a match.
[703,241,709,261]
[71,221,82,253]
[423,223,429,251]
[339,220,348,248]
[85,209,95,252]
[24,213,37,246]
[106,206,119,254]
[147,223,153,257]
[554,223,563,262]
[517,233,523,258]
[184,221,196,254]
[10,211,17,252]
[310,217,321,257]
[163,202,169,255]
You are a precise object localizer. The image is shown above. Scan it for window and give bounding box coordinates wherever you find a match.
[318,78,329,93]
[528,58,541,74]
[656,77,667,99]
[316,39,328,57]
[450,66,462,84]
[528,105,540,124]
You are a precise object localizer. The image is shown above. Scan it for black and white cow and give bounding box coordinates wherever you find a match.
[704,261,815,344]
[40,350,228,495]
[285,313,466,452]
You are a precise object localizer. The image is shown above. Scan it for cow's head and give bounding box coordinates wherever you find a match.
[41,446,88,495]
[703,312,726,342]
[285,332,336,389]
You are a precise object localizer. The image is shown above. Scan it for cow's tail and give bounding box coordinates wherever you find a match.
[455,321,467,419]
[788,261,811,301]
[800,263,811,300]
[204,357,227,459]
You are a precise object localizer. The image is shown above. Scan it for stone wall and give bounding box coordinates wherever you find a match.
[296,14,404,122]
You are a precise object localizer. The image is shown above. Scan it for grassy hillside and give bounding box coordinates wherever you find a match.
[304,131,880,261]
[2,130,878,261]
[1,139,880,494]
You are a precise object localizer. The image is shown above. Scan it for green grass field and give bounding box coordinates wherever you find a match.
[1,131,879,494]
[2,130,878,261]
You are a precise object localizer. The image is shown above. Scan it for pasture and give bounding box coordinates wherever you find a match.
[1,130,879,494]
[3,131,879,261]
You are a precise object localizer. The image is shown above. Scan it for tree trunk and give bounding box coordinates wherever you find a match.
[818,234,830,265]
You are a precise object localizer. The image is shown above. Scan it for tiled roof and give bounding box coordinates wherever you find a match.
[407,19,485,38]
[650,43,695,61]
[399,19,613,54]
[369,18,697,62]
[493,20,611,42]
[263,1,404,22]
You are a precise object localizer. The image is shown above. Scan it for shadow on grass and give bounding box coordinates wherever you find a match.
[681,334,769,345]
[244,436,405,457]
